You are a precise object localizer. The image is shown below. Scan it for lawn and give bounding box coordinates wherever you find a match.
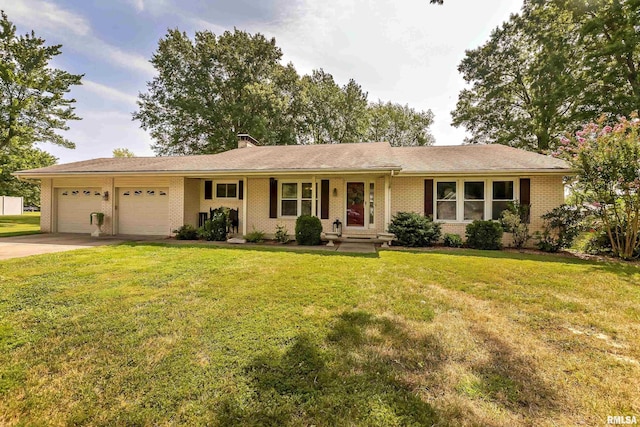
[0,213,40,237]
[1,244,639,426]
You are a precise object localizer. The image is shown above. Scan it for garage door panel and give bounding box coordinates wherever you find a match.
[57,188,103,233]
[118,187,169,235]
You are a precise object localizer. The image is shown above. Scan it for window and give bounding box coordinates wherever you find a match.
[204,180,212,200]
[436,182,457,220]
[464,181,485,220]
[281,182,312,217]
[216,183,237,198]
[492,181,514,220]
[369,182,375,225]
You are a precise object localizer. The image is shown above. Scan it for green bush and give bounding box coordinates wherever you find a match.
[500,201,530,249]
[174,224,198,240]
[465,220,503,250]
[443,233,463,248]
[295,215,323,245]
[275,224,290,244]
[535,205,583,252]
[245,228,266,243]
[387,212,441,247]
[197,209,229,241]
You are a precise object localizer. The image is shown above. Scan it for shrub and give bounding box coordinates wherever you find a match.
[295,215,322,245]
[465,220,503,250]
[443,233,463,248]
[275,224,290,244]
[500,201,530,249]
[174,224,198,240]
[535,205,583,252]
[245,228,266,243]
[387,212,441,247]
[197,208,229,241]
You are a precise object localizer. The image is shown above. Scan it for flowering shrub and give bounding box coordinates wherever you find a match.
[557,113,640,259]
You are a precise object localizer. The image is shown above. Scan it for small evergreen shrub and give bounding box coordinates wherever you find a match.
[275,224,290,243]
[500,201,530,249]
[174,224,198,240]
[387,212,441,247]
[295,215,322,245]
[197,209,229,241]
[245,228,266,243]
[535,205,583,252]
[465,220,503,250]
[443,233,463,248]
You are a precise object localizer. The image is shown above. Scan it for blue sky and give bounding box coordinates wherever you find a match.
[3,0,524,163]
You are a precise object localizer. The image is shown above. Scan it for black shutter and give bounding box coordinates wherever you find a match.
[424,179,434,218]
[238,180,244,200]
[204,180,212,200]
[269,178,278,218]
[321,180,330,219]
[520,178,531,223]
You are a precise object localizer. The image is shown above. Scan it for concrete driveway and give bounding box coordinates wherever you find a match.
[0,234,148,260]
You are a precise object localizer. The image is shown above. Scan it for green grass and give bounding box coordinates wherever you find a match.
[0,213,41,237]
[1,244,639,426]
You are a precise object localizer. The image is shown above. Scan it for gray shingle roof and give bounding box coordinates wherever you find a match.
[15,142,570,176]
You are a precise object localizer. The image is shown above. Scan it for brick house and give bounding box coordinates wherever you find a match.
[14,135,570,242]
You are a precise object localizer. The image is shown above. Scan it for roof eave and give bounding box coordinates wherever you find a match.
[397,168,574,176]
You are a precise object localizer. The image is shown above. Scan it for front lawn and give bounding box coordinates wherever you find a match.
[0,213,40,237]
[1,245,639,425]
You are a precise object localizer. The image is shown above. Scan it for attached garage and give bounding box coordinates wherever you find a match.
[117,187,169,235]
[56,188,103,233]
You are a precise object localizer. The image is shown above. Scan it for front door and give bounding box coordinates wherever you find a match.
[346,182,366,227]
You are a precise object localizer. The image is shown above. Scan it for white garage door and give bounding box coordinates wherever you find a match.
[57,188,103,233]
[118,187,169,235]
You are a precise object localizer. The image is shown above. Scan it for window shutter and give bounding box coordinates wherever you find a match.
[520,178,531,223]
[321,180,330,219]
[269,178,278,218]
[239,180,244,200]
[424,179,434,218]
[204,180,212,200]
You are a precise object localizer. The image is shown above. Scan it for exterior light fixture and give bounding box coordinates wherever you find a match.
[102,191,109,201]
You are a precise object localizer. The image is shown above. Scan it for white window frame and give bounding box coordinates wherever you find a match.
[463,180,486,221]
[215,181,238,199]
[279,180,314,218]
[434,178,519,223]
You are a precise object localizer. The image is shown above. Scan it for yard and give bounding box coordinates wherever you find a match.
[0,213,40,237]
[0,244,639,426]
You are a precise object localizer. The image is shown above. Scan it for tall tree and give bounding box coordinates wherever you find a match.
[134,29,300,155]
[0,10,82,150]
[367,101,435,146]
[451,2,586,152]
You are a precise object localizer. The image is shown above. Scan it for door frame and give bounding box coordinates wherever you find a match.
[344,179,376,230]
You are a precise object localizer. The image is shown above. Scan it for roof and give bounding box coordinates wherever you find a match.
[15,142,570,177]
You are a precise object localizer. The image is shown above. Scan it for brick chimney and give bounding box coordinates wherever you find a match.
[237,134,260,148]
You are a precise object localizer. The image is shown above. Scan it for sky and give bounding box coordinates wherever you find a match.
[2,0,524,164]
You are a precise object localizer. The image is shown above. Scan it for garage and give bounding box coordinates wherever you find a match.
[56,188,103,233]
[117,187,169,235]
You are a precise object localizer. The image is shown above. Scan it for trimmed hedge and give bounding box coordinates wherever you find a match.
[387,212,441,247]
[295,215,322,245]
[465,220,503,250]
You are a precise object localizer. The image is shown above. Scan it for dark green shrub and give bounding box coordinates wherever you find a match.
[443,233,463,248]
[465,220,503,250]
[174,224,198,240]
[275,224,290,243]
[198,209,229,241]
[387,212,441,247]
[245,228,266,243]
[295,215,322,245]
[535,205,583,252]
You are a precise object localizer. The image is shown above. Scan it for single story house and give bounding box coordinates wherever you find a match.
[14,135,570,241]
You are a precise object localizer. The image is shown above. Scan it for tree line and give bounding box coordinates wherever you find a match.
[134,29,435,155]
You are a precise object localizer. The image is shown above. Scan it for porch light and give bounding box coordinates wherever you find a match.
[333,219,342,236]
[102,191,109,201]
[332,188,338,197]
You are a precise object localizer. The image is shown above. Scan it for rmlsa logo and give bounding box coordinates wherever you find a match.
[608,415,638,425]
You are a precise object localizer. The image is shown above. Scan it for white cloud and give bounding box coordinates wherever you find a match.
[4,0,155,77]
[131,0,145,12]
[81,80,138,105]
[5,0,91,36]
